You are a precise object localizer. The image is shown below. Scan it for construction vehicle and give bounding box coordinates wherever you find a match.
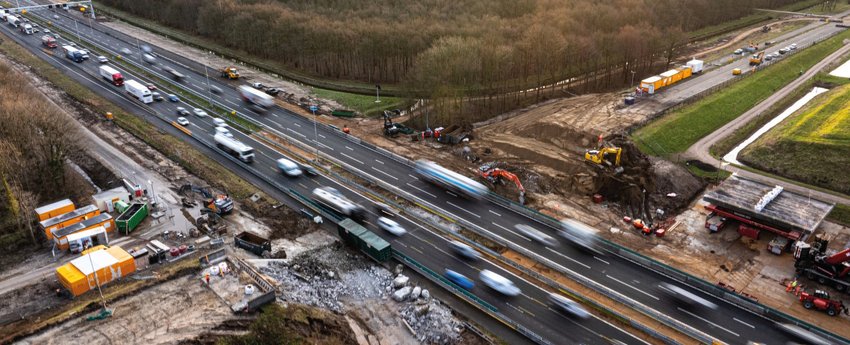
[179,184,234,215]
[799,289,847,316]
[234,231,272,257]
[795,238,850,292]
[762,25,771,33]
[584,146,624,175]
[382,110,413,137]
[479,164,525,204]
[749,51,765,66]
[220,66,240,79]
[41,35,57,48]
[732,68,742,75]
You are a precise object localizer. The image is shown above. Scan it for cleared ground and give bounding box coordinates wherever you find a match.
[739,83,850,195]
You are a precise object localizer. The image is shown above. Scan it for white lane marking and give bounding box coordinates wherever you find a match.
[488,209,501,217]
[371,166,398,180]
[677,307,740,337]
[446,201,481,218]
[492,222,530,241]
[733,317,755,329]
[548,307,648,345]
[593,256,610,265]
[346,146,354,151]
[340,152,364,164]
[226,100,239,107]
[405,183,437,198]
[546,247,591,269]
[318,142,334,151]
[375,159,384,164]
[294,122,301,127]
[606,275,659,300]
[191,83,201,89]
[286,128,306,138]
[408,174,419,180]
[272,113,280,118]
[319,134,326,139]
[298,183,308,189]
[446,191,458,198]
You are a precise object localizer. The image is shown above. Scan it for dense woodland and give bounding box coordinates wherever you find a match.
[102,0,806,121]
[0,62,84,245]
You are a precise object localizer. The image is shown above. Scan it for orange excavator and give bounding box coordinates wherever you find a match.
[479,165,525,204]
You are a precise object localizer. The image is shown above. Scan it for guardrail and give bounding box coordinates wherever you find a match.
[36,12,847,343]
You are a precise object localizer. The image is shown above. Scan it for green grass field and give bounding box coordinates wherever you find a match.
[739,83,850,195]
[633,29,850,158]
[310,87,408,118]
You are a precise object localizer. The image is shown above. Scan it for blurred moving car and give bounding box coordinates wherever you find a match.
[215,126,233,138]
[212,118,226,127]
[449,240,480,260]
[515,224,558,247]
[548,293,590,319]
[276,158,302,177]
[659,282,718,310]
[192,108,208,117]
[774,323,831,345]
[176,107,190,117]
[97,56,108,63]
[479,270,521,296]
[378,217,406,236]
[444,269,474,290]
[176,117,189,126]
[167,94,180,102]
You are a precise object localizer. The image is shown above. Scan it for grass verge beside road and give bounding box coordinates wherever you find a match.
[310,87,408,117]
[828,204,850,227]
[633,29,850,158]
[738,82,850,195]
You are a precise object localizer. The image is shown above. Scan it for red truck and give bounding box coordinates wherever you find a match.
[41,35,57,49]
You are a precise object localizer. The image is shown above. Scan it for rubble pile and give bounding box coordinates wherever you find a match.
[259,245,392,313]
[389,265,464,345]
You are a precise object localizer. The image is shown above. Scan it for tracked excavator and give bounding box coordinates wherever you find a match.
[585,146,624,175]
[382,110,414,137]
[749,51,765,66]
[479,165,525,204]
[179,184,234,215]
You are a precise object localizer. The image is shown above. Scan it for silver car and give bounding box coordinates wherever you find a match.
[659,283,718,310]
[548,293,590,319]
[378,217,406,236]
[514,224,558,247]
[449,240,480,260]
[479,269,521,296]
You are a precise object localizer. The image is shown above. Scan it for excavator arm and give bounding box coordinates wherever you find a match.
[480,167,526,204]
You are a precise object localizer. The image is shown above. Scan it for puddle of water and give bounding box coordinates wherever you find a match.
[723,87,828,164]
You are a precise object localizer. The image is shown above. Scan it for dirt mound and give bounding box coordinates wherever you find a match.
[215,303,357,345]
[241,199,317,240]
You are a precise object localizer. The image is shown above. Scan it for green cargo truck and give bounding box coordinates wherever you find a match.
[337,218,391,262]
[117,202,149,234]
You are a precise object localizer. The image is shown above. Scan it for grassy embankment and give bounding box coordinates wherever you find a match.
[688,0,821,41]
[739,83,850,196]
[92,3,409,116]
[632,28,850,158]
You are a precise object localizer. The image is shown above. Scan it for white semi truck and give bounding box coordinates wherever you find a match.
[98,65,124,86]
[124,80,153,104]
[214,133,254,163]
[7,16,20,28]
[237,85,274,109]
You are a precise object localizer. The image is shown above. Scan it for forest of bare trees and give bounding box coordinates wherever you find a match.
[102,0,801,89]
[0,62,84,245]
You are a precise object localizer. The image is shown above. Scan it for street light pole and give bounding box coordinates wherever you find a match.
[203,63,213,107]
[375,84,381,103]
[630,70,636,90]
[74,20,80,43]
[148,179,157,206]
[311,107,320,162]
[136,37,143,64]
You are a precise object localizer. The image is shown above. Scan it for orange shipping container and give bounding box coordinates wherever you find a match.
[52,213,115,250]
[640,76,664,94]
[35,199,75,222]
[39,204,100,240]
[56,246,136,297]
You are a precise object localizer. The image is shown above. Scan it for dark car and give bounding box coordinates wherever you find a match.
[151,92,164,102]
[146,83,157,91]
[176,107,191,117]
[167,94,180,102]
[444,269,474,290]
[265,87,281,96]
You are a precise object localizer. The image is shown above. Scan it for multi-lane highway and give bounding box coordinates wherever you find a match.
[0,8,654,345]
[656,14,850,105]
[5,5,849,344]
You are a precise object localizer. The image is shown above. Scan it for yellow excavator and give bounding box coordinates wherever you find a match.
[220,66,240,79]
[585,147,624,174]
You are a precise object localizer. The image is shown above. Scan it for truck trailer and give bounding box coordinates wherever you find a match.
[62,45,84,63]
[98,65,125,86]
[7,15,20,28]
[20,23,33,35]
[214,133,254,163]
[41,35,57,48]
[237,85,274,109]
[124,79,153,104]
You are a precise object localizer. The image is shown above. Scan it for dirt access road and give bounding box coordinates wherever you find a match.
[683,37,850,206]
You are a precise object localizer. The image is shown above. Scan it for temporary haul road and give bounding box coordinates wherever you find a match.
[5,5,849,344]
[0,11,646,345]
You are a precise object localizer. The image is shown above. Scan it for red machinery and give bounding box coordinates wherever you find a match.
[704,204,802,240]
[795,238,850,292]
[479,166,525,204]
[799,289,847,316]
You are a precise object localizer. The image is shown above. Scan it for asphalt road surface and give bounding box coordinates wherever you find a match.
[5,5,849,344]
[0,13,649,345]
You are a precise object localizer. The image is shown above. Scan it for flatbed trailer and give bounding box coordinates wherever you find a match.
[704,204,802,240]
